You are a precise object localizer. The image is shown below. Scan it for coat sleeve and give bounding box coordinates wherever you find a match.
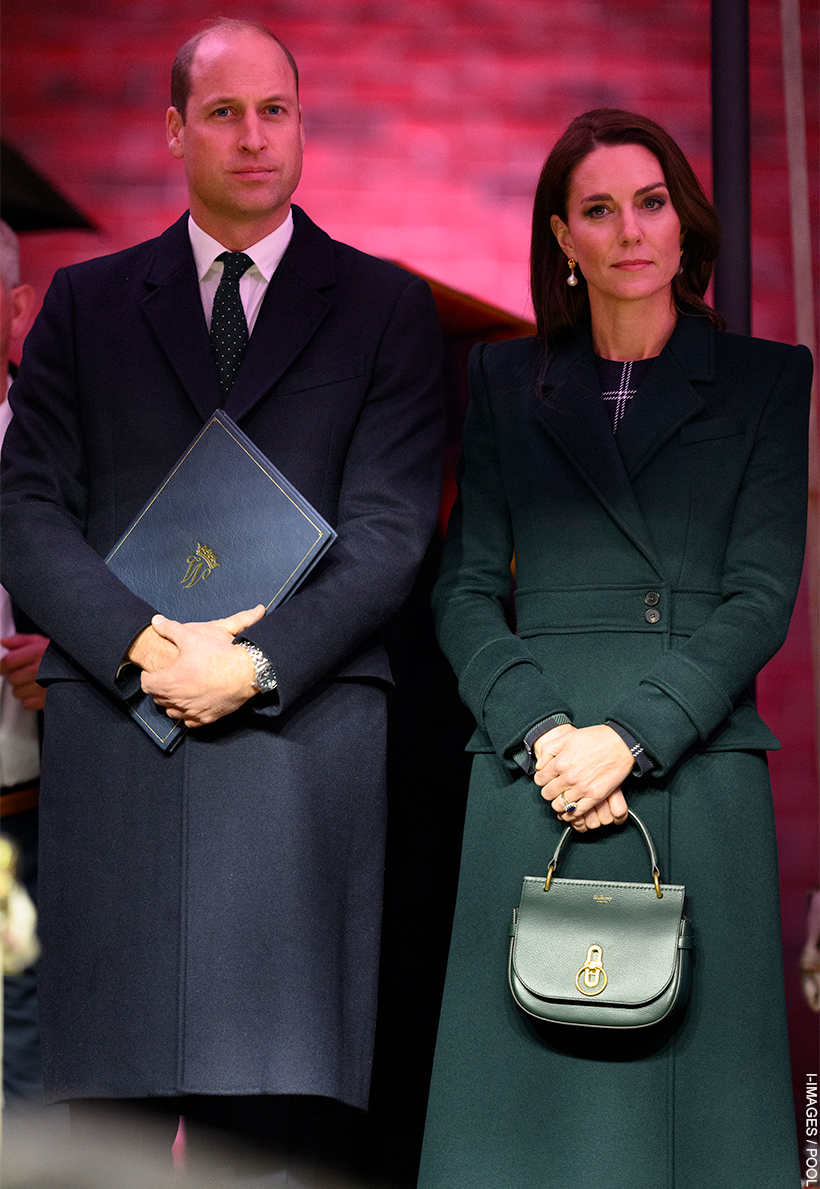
[432,342,573,765]
[0,268,162,694]
[606,341,813,775]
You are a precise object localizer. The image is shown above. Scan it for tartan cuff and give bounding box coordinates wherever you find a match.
[606,720,654,777]
[513,713,573,775]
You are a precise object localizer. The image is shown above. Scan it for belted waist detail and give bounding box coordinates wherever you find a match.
[514,587,723,636]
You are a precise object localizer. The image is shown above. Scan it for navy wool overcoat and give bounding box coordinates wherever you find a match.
[0,207,443,1107]
[418,315,811,1189]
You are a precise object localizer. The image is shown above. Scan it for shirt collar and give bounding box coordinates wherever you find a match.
[188,210,295,283]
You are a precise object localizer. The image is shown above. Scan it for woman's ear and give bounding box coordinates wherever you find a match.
[550,213,573,258]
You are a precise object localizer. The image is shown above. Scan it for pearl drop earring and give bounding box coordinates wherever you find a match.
[567,258,578,287]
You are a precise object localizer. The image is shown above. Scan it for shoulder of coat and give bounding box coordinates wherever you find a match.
[58,218,187,297]
[471,335,542,372]
[712,328,813,389]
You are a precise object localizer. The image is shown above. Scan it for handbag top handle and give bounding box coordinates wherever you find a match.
[545,810,663,898]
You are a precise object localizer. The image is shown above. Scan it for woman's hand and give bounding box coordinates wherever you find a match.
[565,790,629,833]
[533,724,634,830]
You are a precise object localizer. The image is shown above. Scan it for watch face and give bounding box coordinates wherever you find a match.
[256,665,278,692]
[236,639,277,692]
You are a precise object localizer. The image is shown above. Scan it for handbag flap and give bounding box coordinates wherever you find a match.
[512,876,686,1008]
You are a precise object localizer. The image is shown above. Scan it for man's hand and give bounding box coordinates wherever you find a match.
[0,633,50,711]
[140,605,266,728]
[533,723,633,830]
[127,604,263,673]
[127,624,179,673]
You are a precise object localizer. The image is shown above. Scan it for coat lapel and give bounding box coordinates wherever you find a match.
[224,207,335,423]
[536,333,663,571]
[141,215,224,423]
[616,314,711,480]
[139,208,336,426]
[535,316,714,571]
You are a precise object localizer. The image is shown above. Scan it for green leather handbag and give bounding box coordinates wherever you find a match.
[508,810,693,1028]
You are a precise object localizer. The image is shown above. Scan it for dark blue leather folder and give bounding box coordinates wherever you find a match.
[105,411,337,751]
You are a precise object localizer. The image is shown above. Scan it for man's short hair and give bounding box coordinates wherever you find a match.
[0,220,21,292]
[171,19,299,122]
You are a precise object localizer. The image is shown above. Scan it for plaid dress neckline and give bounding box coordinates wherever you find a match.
[594,355,655,433]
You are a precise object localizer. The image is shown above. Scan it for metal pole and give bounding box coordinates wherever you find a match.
[781,0,819,737]
[781,0,820,1062]
[711,0,751,336]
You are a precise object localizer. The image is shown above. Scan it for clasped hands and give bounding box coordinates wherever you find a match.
[128,604,266,728]
[533,723,634,832]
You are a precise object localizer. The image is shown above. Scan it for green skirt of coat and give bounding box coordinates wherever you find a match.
[418,747,798,1189]
[419,324,810,1188]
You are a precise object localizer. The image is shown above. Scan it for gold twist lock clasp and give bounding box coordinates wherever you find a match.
[575,943,608,996]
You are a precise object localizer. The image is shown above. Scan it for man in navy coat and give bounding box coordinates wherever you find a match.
[0,18,442,1178]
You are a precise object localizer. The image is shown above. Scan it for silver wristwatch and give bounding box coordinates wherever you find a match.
[234,638,278,693]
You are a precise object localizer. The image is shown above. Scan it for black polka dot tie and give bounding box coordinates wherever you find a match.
[210,251,253,397]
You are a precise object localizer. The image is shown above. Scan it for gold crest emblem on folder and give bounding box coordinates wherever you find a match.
[181,543,220,588]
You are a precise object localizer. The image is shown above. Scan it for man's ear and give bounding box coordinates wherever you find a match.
[167,107,185,159]
[9,284,35,344]
[550,213,574,258]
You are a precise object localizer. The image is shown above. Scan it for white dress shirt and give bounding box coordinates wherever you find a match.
[188,211,295,334]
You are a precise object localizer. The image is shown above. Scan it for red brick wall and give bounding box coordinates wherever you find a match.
[2,0,817,341]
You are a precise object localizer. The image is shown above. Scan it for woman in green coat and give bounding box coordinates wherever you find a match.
[418,109,811,1189]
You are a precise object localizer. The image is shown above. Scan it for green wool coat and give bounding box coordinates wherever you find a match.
[418,315,812,1189]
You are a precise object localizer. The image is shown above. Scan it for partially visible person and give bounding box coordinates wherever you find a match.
[0,217,49,1109]
[418,109,811,1188]
[801,886,820,1011]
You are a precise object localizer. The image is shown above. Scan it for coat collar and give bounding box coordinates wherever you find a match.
[615,312,711,480]
[141,214,221,422]
[140,206,335,424]
[535,314,713,571]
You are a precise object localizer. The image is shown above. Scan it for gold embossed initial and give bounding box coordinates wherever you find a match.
[181,543,220,589]
[575,944,608,996]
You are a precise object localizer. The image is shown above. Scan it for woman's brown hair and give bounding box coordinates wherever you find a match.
[531,108,724,348]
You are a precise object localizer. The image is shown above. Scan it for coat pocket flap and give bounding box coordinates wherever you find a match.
[275,353,366,397]
[702,703,780,752]
[679,416,745,444]
[465,725,494,753]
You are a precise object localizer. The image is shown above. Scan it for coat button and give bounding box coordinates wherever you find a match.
[644,591,660,606]
[645,608,661,624]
